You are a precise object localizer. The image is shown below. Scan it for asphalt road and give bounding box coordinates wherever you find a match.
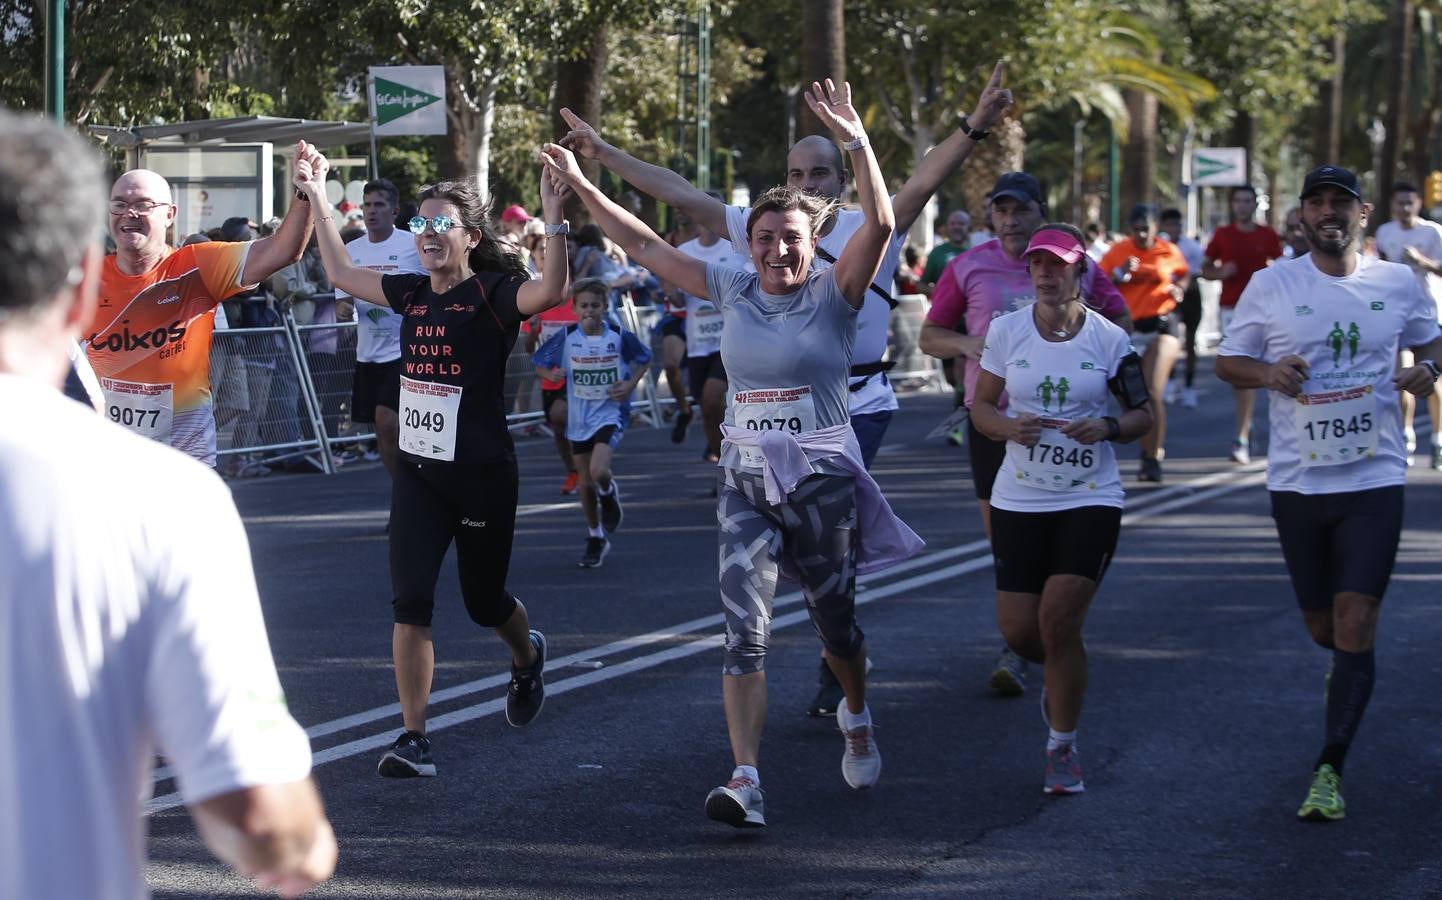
[146,368,1442,899]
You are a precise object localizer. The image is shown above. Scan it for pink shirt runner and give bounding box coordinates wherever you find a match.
[926,239,1128,409]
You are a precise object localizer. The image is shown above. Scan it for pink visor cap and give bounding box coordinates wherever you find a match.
[1024,229,1085,264]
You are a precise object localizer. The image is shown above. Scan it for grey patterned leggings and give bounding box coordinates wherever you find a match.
[718,470,864,675]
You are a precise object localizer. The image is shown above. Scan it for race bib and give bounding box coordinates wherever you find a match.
[399,376,462,461]
[731,386,818,469]
[1006,418,1101,491]
[100,377,173,444]
[1294,385,1377,467]
[571,353,621,400]
[685,301,724,353]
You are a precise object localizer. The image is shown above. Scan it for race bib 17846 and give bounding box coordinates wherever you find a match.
[1007,417,1101,491]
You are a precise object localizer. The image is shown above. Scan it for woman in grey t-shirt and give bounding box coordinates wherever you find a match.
[542,79,896,828]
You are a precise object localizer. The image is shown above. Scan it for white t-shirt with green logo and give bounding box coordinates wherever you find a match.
[979,307,1133,512]
[338,229,425,363]
[1219,253,1442,494]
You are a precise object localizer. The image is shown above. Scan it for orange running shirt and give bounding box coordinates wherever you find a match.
[1098,237,1189,322]
[86,242,253,463]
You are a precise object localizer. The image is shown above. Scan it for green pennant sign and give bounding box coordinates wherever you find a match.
[374,77,440,126]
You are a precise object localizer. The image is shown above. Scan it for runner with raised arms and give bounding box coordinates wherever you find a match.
[541,78,923,829]
[969,224,1153,795]
[297,146,572,778]
[1216,166,1442,822]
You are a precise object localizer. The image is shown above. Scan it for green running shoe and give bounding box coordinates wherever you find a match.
[1297,764,1345,822]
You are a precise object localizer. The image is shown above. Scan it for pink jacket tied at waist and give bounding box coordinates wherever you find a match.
[721,423,925,575]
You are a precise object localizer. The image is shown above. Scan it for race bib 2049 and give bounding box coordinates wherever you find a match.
[399,376,462,461]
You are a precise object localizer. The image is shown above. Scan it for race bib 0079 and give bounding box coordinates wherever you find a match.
[731,385,817,468]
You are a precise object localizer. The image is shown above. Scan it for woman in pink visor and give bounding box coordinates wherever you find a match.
[969,223,1153,795]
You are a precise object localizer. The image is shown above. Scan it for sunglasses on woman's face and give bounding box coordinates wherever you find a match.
[408,215,455,235]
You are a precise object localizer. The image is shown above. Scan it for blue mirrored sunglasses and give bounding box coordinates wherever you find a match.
[408,215,455,235]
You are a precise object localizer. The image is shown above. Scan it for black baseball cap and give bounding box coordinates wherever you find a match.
[990,172,1043,207]
[1301,165,1362,200]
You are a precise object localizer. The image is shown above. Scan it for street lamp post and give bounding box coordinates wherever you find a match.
[44,0,64,121]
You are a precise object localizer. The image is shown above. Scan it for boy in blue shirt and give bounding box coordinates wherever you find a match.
[533,278,652,567]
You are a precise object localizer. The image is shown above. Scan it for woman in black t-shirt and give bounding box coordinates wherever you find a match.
[296,141,570,778]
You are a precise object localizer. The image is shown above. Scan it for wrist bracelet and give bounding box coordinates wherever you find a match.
[841,136,868,152]
[1103,416,1121,441]
[957,114,991,142]
[544,221,570,237]
[1421,358,1441,382]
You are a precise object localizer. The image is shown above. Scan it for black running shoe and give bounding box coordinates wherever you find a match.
[807,659,845,718]
[579,536,610,568]
[1138,456,1163,483]
[671,409,693,443]
[377,730,435,778]
[599,483,623,533]
[506,630,547,727]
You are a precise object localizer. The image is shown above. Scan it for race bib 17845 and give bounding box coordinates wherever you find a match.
[1294,385,1377,467]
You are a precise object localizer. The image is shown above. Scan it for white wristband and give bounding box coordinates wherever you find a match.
[841,137,868,152]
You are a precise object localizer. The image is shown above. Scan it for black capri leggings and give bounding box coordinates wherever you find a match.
[390,458,520,628]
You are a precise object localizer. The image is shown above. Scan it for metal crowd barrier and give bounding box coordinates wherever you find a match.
[211,288,943,473]
[888,293,947,393]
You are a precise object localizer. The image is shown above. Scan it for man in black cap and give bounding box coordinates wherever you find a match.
[1217,165,1442,823]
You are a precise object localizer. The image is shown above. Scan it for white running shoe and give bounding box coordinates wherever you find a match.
[1164,381,1179,405]
[1229,440,1251,465]
[705,770,766,828]
[1181,387,1199,408]
[838,708,882,789]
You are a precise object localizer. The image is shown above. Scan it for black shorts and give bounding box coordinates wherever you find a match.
[542,387,566,419]
[351,359,402,423]
[570,425,619,455]
[659,316,686,341]
[1133,313,1178,338]
[990,505,1122,594]
[1270,486,1405,610]
[1179,284,1202,331]
[968,416,1007,501]
[688,351,727,399]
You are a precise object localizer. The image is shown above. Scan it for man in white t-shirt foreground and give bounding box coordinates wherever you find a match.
[340,178,426,478]
[1374,179,1442,469]
[1217,165,1441,824]
[0,110,335,899]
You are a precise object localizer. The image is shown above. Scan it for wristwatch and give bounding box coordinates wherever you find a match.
[1103,416,1122,441]
[1420,358,1441,382]
[293,189,310,202]
[544,221,570,237]
[957,114,990,142]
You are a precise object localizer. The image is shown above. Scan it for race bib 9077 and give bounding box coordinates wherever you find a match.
[100,377,173,444]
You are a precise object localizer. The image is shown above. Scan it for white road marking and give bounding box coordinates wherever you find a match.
[146,468,1266,811]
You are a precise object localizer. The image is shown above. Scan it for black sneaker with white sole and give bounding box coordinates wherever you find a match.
[599,484,623,533]
[377,730,435,778]
[506,630,547,727]
[807,659,844,717]
[579,536,610,568]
